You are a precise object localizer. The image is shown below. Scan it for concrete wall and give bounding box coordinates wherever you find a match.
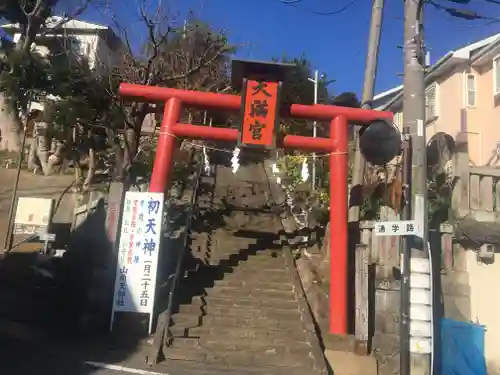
[441,242,500,375]
[465,248,500,375]
[440,246,471,322]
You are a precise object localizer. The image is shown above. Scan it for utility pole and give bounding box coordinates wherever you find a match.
[3,124,28,253]
[309,70,319,192]
[348,0,385,223]
[400,131,412,375]
[403,0,430,374]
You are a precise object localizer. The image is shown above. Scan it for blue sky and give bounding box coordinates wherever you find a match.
[82,0,500,97]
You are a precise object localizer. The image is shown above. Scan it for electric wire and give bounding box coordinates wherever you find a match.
[276,0,361,16]
[427,0,500,22]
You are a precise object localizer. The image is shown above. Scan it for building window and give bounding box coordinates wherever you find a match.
[494,55,500,96]
[466,74,476,107]
[425,83,438,121]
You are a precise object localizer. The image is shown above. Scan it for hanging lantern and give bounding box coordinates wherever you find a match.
[359,119,402,165]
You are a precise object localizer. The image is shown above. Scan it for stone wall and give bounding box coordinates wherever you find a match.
[439,243,470,322]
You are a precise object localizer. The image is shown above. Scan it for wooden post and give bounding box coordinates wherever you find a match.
[106,182,126,256]
[440,223,454,272]
[355,221,373,354]
[372,205,401,375]
[451,132,470,218]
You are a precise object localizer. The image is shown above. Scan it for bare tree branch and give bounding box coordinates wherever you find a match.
[39,0,93,36]
[161,44,233,82]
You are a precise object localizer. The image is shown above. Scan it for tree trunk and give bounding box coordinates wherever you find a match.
[318,222,331,283]
[74,161,84,191]
[0,96,23,152]
[27,137,38,171]
[111,110,147,182]
[123,128,137,174]
[83,148,96,192]
[34,121,53,176]
[47,139,66,173]
[17,17,43,54]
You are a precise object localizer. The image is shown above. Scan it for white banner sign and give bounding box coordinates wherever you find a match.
[374,220,418,237]
[111,191,164,334]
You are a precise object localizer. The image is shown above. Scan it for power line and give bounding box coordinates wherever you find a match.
[427,0,500,22]
[276,0,361,16]
[439,15,498,27]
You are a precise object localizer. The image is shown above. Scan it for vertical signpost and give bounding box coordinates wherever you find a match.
[110,191,164,335]
[105,183,126,256]
[374,199,433,375]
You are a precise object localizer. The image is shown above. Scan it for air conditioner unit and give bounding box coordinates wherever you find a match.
[478,243,495,262]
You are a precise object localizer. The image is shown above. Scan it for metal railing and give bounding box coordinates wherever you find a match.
[148,153,205,365]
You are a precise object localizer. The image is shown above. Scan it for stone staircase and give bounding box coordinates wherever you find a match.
[162,159,328,374]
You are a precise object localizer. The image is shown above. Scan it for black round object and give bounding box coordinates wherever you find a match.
[359,120,402,166]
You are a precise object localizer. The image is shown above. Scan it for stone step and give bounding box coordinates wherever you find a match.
[206,257,287,269]
[178,303,302,320]
[180,265,290,284]
[169,335,314,357]
[210,232,260,242]
[169,324,308,341]
[172,312,305,330]
[200,246,278,253]
[202,248,273,257]
[164,343,317,370]
[209,252,285,261]
[218,270,290,282]
[213,279,294,291]
[156,356,318,375]
[216,263,289,274]
[191,243,267,255]
[192,295,299,310]
[205,286,296,302]
[217,224,280,233]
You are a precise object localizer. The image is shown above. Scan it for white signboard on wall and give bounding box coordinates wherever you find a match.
[110,191,164,334]
[14,197,53,235]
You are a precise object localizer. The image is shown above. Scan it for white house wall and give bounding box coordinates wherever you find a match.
[94,36,120,74]
[3,26,121,121]
[74,34,99,69]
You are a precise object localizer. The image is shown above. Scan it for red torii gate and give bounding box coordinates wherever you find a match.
[119,64,393,336]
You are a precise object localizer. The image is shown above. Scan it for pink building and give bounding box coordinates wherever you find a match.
[374,33,500,167]
[374,34,500,374]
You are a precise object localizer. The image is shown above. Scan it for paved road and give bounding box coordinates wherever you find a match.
[0,337,161,375]
[0,336,318,375]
